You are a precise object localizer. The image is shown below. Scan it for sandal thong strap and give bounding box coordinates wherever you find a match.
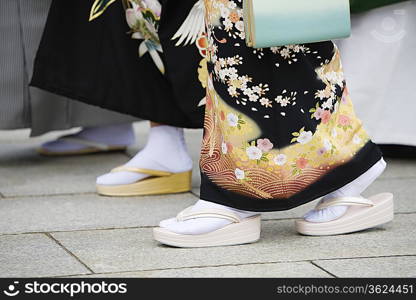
[111,166,173,177]
[60,136,110,151]
[176,206,241,223]
[315,196,374,210]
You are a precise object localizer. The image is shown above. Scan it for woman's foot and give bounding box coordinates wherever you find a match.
[96,125,193,187]
[154,200,261,247]
[159,200,258,235]
[303,158,387,223]
[38,123,134,156]
[296,192,394,236]
[296,157,393,236]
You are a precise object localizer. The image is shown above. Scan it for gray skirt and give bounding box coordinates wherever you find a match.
[0,0,135,136]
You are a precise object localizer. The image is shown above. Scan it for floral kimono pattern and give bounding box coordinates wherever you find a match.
[90,0,209,103]
[91,0,165,72]
[199,0,382,211]
[90,1,206,72]
[32,0,207,128]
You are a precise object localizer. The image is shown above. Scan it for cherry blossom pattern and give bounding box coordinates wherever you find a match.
[242,138,275,165]
[310,103,332,124]
[234,168,246,180]
[206,0,327,118]
[125,0,165,73]
[270,45,312,66]
[226,112,245,129]
[292,157,309,175]
[274,154,288,166]
[291,127,313,144]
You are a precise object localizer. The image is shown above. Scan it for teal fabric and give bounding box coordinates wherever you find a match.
[350,0,408,13]
[247,0,351,48]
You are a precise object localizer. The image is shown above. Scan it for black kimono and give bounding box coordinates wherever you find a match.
[31,0,206,128]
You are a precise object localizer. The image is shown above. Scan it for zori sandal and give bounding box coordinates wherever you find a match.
[37,136,127,156]
[296,193,394,236]
[96,166,192,196]
[153,207,261,248]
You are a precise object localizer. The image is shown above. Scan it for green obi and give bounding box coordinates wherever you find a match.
[350,0,409,13]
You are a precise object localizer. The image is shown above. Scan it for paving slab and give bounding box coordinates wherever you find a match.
[314,256,416,278]
[0,234,90,277]
[0,129,31,141]
[0,193,198,234]
[8,188,406,234]
[191,188,200,197]
[51,214,415,274]
[381,159,416,179]
[0,128,78,143]
[0,143,129,197]
[362,178,416,213]
[80,262,331,278]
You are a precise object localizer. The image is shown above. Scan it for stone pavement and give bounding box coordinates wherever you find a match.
[0,123,415,278]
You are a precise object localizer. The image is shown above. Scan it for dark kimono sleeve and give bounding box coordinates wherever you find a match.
[31,0,205,128]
